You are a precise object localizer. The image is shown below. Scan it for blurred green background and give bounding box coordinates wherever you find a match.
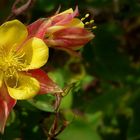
[0,0,140,140]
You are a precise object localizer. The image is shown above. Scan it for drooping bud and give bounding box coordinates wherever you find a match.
[28,7,95,55]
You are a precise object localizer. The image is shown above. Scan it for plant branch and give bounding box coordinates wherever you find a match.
[6,0,35,21]
[47,93,62,140]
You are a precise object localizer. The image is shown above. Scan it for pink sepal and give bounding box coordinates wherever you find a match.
[0,84,16,133]
[46,27,94,48]
[27,18,45,38]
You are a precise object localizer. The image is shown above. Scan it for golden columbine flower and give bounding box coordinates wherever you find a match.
[0,20,61,133]
[0,20,49,99]
[28,7,95,55]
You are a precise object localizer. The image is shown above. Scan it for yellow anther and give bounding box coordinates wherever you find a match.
[81,13,90,21]
[85,22,90,25]
[81,13,96,30]
[81,17,86,21]
[85,13,90,18]
[0,46,27,79]
[90,20,94,24]
[92,26,97,29]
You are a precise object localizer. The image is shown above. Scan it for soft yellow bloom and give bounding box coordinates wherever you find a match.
[0,20,49,100]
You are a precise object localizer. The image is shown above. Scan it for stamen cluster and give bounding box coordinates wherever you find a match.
[0,45,27,78]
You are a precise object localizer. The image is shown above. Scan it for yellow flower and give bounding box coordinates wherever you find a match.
[0,20,49,100]
[0,20,63,133]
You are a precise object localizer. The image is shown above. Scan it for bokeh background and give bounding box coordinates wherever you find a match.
[0,0,140,140]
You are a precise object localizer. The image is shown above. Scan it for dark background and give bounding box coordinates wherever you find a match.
[0,0,140,140]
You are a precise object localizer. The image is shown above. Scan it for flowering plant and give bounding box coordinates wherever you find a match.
[0,1,94,137]
[0,20,61,133]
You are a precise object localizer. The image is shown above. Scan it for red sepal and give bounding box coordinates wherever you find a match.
[27,69,62,94]
[0,84,16,133]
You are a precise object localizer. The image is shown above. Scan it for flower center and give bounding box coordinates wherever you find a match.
[0,45,27,78]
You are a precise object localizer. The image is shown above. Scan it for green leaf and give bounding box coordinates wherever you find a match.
[28,94,55,112]
[57,118,101,140]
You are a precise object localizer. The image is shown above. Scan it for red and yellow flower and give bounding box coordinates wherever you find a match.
[28,7,94,55]
[0,7,94,133]
[0,20,61,133]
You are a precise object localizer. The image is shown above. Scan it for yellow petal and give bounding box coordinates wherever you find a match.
[0,20,28,48]
[22,37,49,70]
[48,8,74,30]
[49,9,73,23]
[6,73,40,100]
[66,18,84,28]
[47,19,84,33]
[0,72,3,88]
